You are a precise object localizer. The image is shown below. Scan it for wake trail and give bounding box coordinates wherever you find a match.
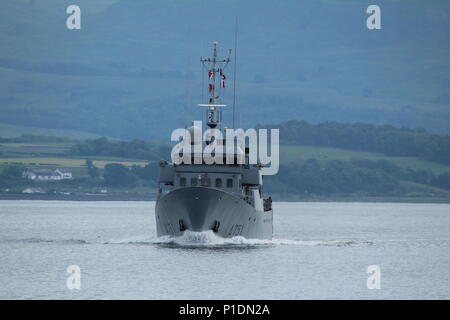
[105,231,376,248]
[6,233,448,248]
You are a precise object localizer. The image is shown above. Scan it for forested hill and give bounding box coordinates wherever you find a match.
[260,121,450,165]
[1,0,450,140]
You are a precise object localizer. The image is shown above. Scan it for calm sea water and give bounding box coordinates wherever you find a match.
[0,200,449,299]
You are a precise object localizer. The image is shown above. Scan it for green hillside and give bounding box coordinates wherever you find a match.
[3,140,450,176]
[1,131,450,201]
[281,145,450,175]
[0,124,104,139]
[1,0,450,140]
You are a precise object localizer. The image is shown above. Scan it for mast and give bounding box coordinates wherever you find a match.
[199,42,231,129]
[232,17,238,129]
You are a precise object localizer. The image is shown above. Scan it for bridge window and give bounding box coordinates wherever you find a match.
[215,178,222,187]
[179,177,186,187]
[227,178,233,188]
[191,178,198,187]
[201,177,210,187]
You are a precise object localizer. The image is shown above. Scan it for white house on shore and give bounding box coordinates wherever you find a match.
[23,168,73,181]
[55,168,73,179]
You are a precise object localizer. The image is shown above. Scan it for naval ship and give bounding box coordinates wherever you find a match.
[155,42,273,239]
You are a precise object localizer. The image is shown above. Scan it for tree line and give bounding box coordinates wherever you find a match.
[69,137,170,161]
[2,158,450,197]
[0,134,73,143]
[259,121,450,165]
[0,161,159,190]
[265,158,450,196]
[72,160,159,188]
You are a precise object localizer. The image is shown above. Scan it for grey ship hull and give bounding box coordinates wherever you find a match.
[155,187,273,239]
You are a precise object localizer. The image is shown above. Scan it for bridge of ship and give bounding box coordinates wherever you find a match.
[158,163,271,211]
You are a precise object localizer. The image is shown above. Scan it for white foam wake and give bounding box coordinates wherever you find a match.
[154,230,270,246]
[106,231,374,247]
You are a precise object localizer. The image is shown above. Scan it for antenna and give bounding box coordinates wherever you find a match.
[200,42,231,129]
[232,16,238,129]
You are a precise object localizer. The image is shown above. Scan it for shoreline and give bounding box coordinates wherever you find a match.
[0,193,156,201]
[1,193,450,203]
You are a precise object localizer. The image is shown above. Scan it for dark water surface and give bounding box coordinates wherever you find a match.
[1,201,449,299]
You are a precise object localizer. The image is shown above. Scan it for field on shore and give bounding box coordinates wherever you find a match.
[281,145,450,175]
[0,142,148,177]
[3,141,450,175]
